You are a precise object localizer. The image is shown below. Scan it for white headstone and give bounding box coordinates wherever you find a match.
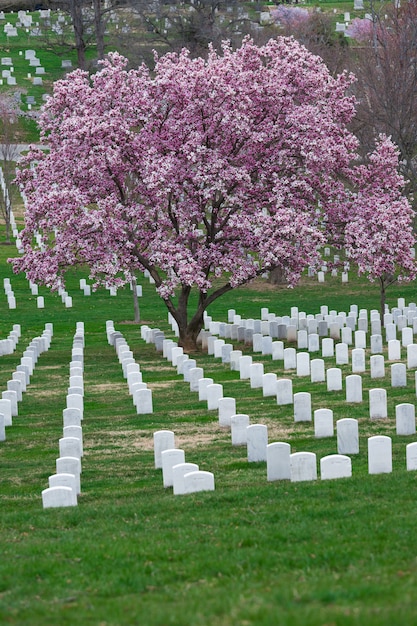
[153,430,175,468]
[59,436,82,460]
[172,462,199,495]
[407,344,417,369]
[206,384,223,410]
[189,367,204,392]
[310,359,325,383]
[161,448,185,487]
[369,388,387,419]
[198,377,214,401]
[183,471,215,494]
[354,330,366,349]
[230,350,243,370]
[276,379,293,405]
[320,455,352,480]
[42,486,77,508]
[0,398,12,426]
[327,368,342,392]
[314,408,334,438]
[2,390,17,416]
[352,348,365,373]
[56,456,81,493]
[296,352,310,377]
[239,355,253,379]
[370,354,385,379]
[370,334,383,354]
[290,452,317,482]
[283,347,296,370]
[388,339,401,361]
[308,333,320,352]
[249,363,264,388]
[135,388,153,414]
[391,362,407,387]
[218,397,236,428]
[335,343,349,365]
[293,392,312,422]
[231,414,250,446]
[247,424,268,462]
[396,403,416,435]
[406,442,417,470]
[266,442,291,481]
[272,341,284,360]
[262,373,277,397]
[402,327,413,347]
[368,435,392,474]
[322,337,334,358]
[337,418,359,454]
[345,374,362,403]
[48,473,78,501]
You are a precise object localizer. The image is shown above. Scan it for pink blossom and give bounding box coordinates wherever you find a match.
[9,38,412,345]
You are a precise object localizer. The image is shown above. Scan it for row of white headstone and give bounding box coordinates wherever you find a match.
[141,311,417,483]
[194,332,417,424]
[197,299,417,405]
[154,345,417,484]
[106,321,153,414]
[0,324,52,442]
[151,330,417,469]
[153,431,215,495]
[42,323,84,508]
[0,318,20,356]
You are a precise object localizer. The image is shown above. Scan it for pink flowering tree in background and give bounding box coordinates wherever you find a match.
[345,136,416,320]
[345,17,375,43]
[10,37,413,349]
[270,6,310,32]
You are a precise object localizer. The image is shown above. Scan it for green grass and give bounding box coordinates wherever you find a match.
[0,8,416,623]
[1,231,417,624]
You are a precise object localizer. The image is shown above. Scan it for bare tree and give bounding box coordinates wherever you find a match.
[121,0,266,62]
[350,3,417,200]
[43,0,110,69]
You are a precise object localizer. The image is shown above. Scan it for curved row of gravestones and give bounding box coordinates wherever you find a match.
[134,300,417,490]
[105,321,215,495]
[0,323,52,441]
[41,323,85,509]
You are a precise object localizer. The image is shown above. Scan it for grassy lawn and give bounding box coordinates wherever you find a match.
[1,228,417,625]
[0,6,415,624]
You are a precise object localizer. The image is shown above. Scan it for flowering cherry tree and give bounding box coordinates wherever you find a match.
[345,136,416,319]
[10,37,412,349]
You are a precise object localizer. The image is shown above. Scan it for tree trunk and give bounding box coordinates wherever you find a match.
[70,0,86,70]
[379,276,386,326]
[178,318,204,352]
[93,0,105,61]
[269,267,287,285]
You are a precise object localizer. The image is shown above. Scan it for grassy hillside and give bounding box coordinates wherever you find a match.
[1,226,417,624]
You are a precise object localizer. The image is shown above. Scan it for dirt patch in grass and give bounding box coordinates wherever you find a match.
[29,388,64,398]
[148,381,176,390]
[88,383,126,393]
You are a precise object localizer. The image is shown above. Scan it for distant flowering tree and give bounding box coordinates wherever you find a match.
[345,136,416,320]
[345,17,375,43]
[10,38,413,349]
[270,6,310,31]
